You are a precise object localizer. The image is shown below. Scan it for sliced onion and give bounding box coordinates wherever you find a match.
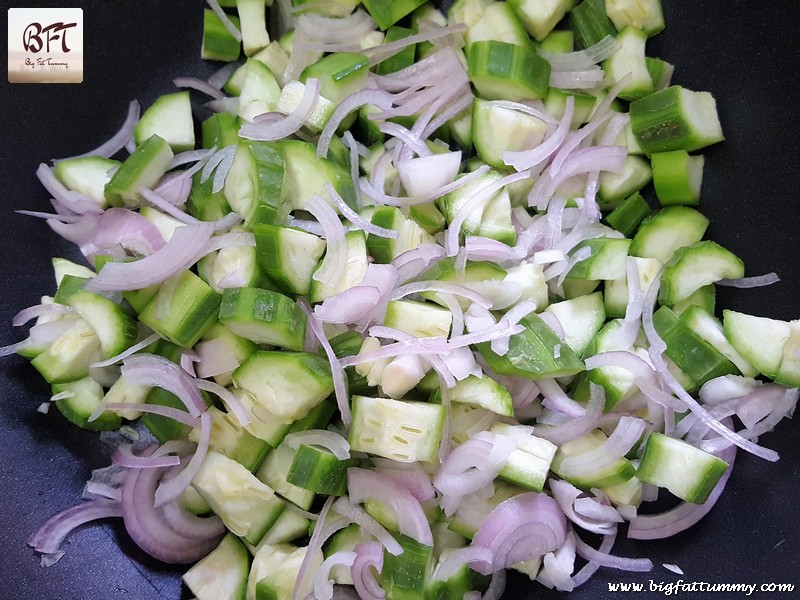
[285,429,350,460]
[169,149,214,170]
[509,377,541,411]
[583,350,685,412]
[55,100,140,161]
[324,182,396,239]
[534,378,586,418]
[205,0,242,41]
[331,497,403,556]
[292,495,335,600]
[339,336,450,368]
[545,195,567,249]
[314,263,398,325]
[204,230,256,254]
[112,444,181,469]
[160,498,225,540]
[574,496,623,523]
[641,278,779,462]
[428,351,458,394]
[372,458,435,502]
[607,257,644,349]
[17,209,82,222]
[392,243,446,284]
[303,301,352,427]
[207,62,237,90]
[194,378,251,427]
[571,531,617,587]
[83,481,121,502]
[413,86,472,155]
[180,353,199,379]
[585,72,632,124]
[318,89,395,159]
[549,479,620,536]
[717,272,780,288]
[380,122,432,157]
[514,216,549,259]
[550,112,614,176]
[173,76,226,100]
[283,29,313,83]
[502,97,574,172]
[490,300,538,356]
[28,499,122,557]
[528,146,627,211]
[434,433,517,510]
[391,280,492,308]
[434,546,493,582]
[96,403,199,428]
[549,68,604,90]
[348,467,433,546]
[465,303,496,334]
[361,164,491,208]
[287,217,325,236]
[446,171,531,256]
[87,222,214,291]
[193,337,240,379]
[12,303,73,327]
[447,320,525,351]
[557,416,646,479]
[200,144,233,183]
[47,212,102,251]
[121,452,221,563]
[120,354,206,416]
[472,492,567,574]
[441,344,481,382]
[540,36,620,71]
[703,387,797,453]
[307,193,348,288]
[537,530,577,592]
[351,542,386,600]
[374,46,464,90]
[92,332,162,369]
[574,534,652,572]
[482,568,508,600]
[240,78,321,140]
[295,9,376,44]
[488,99,557,123]
[37,163,103,215]
[83,207,167,259]
[365,23,466,66]
[314,551,357,600]
[141,189,240,232]
[535,383,604,445]
[465,236,518,264]
[154,410,211,507]
[342,131,364,209]
[734,383,789,428]
[154,173,193,206]
[49,391,75,403]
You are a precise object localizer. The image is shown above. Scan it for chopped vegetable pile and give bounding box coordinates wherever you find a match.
[3,0,799,599]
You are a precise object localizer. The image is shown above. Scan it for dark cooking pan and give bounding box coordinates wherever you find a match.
[0,1,798,598]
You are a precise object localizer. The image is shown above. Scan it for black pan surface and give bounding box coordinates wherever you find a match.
[1,1,798,598]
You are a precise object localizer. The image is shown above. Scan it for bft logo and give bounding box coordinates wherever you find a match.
[22,21,78,54]
[8,7,84,83]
